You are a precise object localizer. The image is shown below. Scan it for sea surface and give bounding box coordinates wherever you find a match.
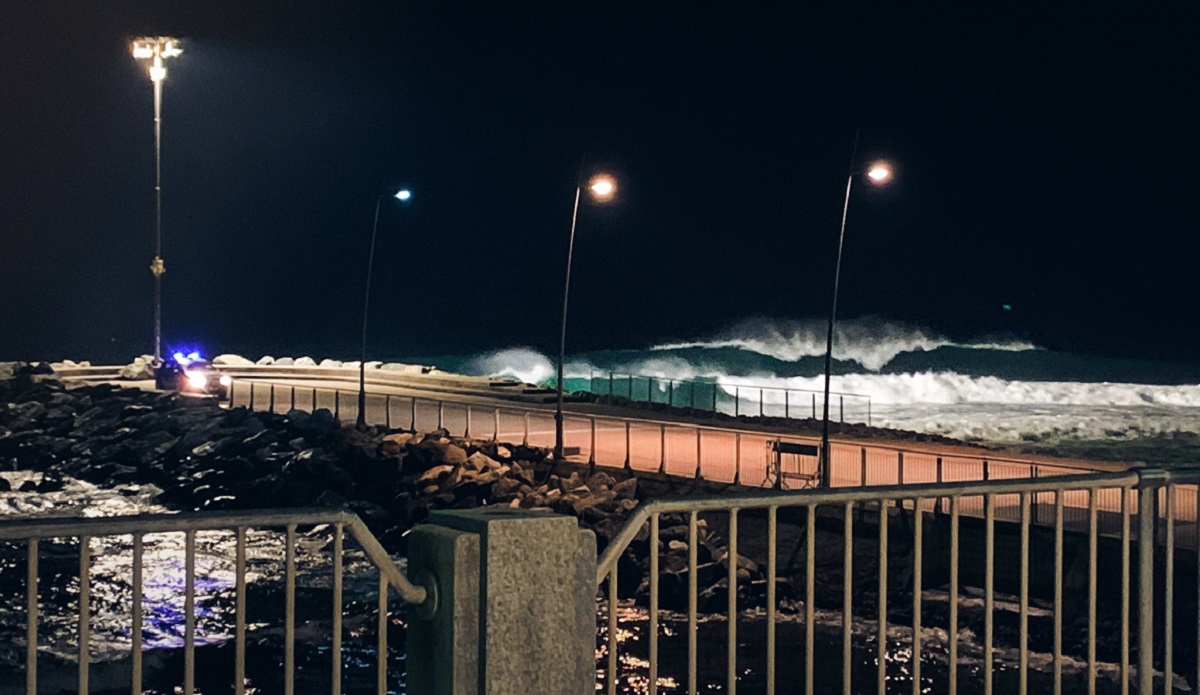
[424,317,1200,466]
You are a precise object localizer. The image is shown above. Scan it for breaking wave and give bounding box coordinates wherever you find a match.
[652,316,1037,371]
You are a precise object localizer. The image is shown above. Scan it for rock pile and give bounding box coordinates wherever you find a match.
[1,365,762,608]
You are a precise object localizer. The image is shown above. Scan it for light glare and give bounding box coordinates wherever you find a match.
[866,161,893,184]
[395,189,412,201]
[185,372,207,390]
[588,174,616,201]
[149,65,167,82]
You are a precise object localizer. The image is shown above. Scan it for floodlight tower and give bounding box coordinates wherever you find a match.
[131,37,182,361]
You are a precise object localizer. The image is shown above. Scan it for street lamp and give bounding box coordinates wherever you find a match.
[131,37,182,362]
[554,172,618,461]
[819,158,893,488]
[357,187,412,429]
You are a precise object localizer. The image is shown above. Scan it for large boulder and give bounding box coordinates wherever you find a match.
[213,354,255,367]
[120,356,154,380]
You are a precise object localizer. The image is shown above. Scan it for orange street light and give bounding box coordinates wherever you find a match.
[555,170,618,462]
[818,148,896,488]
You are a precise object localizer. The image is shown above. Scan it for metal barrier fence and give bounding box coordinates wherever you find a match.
[595,469,1200,695]
[0,509,428,695]
[558,372,874,425]
[228,379,1196,537]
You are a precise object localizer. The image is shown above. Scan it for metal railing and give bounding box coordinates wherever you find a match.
[556,372,874,425]
[1,508,429,695]
[227,378,1138,523]
[595,468,1200,695]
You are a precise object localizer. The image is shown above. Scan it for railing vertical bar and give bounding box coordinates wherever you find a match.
[1088,489,1097,695]
[465,404,472,437]
[877,499,888,695]
[688,510,698,695]
[1054,490,1064,695]
[590,417,597,465]
[291,384,296,411]
[805,503,816,695]
[131,533,143,694]
[1120,487,1130,695]
[843,501,853,695]
[411,397,417,431]
[767,506,777,695]
[235,527,246,695]
[659,424,666,475]
[286,524,296,695]
[385,394,391,429]
[984,495,994,695]
[78,535,90,695]
[523,411,529,445]
[949,497,959,695]
[1163,484,1174,694]
[437,401,444,430]
[378,574,388,695]
[25,539,37,695]
[650,513,660,695]
[333,523,344,695]
[608,565,618,695]
[912,497,923,695]
[626,422,632,470]
[185,529,196,695]
[494,408,500,442]
[1137,483,1154,695]
[1019,492,1030,695]
[694,427,702,479]
[727,508,739,695]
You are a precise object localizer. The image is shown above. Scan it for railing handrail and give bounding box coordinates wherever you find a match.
[594,466,1200,585]
[0,507,429,605]
[230,376,1101,474]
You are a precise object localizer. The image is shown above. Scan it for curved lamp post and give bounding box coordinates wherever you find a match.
[358,187,412,429]
[554,173,617,461]
[131,37,182,362]
[819,160,892,487]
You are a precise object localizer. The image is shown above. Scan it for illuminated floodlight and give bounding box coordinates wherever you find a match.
[219,375,233,386]
[588,174,616,201]
[394,189,412,201]
[131,43,153,59]
[866,161,893,184]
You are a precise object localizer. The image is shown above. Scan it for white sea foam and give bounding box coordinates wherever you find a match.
[463,347,557,385]
[652,316,1037,370]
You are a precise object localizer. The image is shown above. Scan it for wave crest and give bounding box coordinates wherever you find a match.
[653,316,1037,371]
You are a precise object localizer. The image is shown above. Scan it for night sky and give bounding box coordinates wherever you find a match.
[2,3,1197,365]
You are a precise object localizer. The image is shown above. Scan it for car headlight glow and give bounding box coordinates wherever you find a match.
[186,372,208,390]
[219,375,232,386]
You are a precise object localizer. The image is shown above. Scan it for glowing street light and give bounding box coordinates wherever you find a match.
[358,186,413,428]
[818,154,894,489]
[131,37,183,362]
[555,172,618,462]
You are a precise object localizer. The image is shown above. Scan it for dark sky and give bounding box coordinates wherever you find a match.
[1,3,1197,364]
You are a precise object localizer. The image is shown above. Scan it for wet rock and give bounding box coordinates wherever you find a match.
[0,476,10,492]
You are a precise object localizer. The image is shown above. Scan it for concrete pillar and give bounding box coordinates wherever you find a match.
[407,507,597,695]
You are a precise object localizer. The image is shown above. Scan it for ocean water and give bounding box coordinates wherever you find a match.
[424,317,1200,465]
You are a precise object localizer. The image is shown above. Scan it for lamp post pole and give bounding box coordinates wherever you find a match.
[132,37,181,362]
[358,188,411,429]
[554,171,616,462]
[358,195,386,429]
[819,174,855,488]
[819,156,893,488]
[554,185,583,461]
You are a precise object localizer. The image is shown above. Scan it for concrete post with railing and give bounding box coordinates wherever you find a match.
[407,507,597,695]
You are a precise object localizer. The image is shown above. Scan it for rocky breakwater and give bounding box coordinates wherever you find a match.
[1,363,764,610]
